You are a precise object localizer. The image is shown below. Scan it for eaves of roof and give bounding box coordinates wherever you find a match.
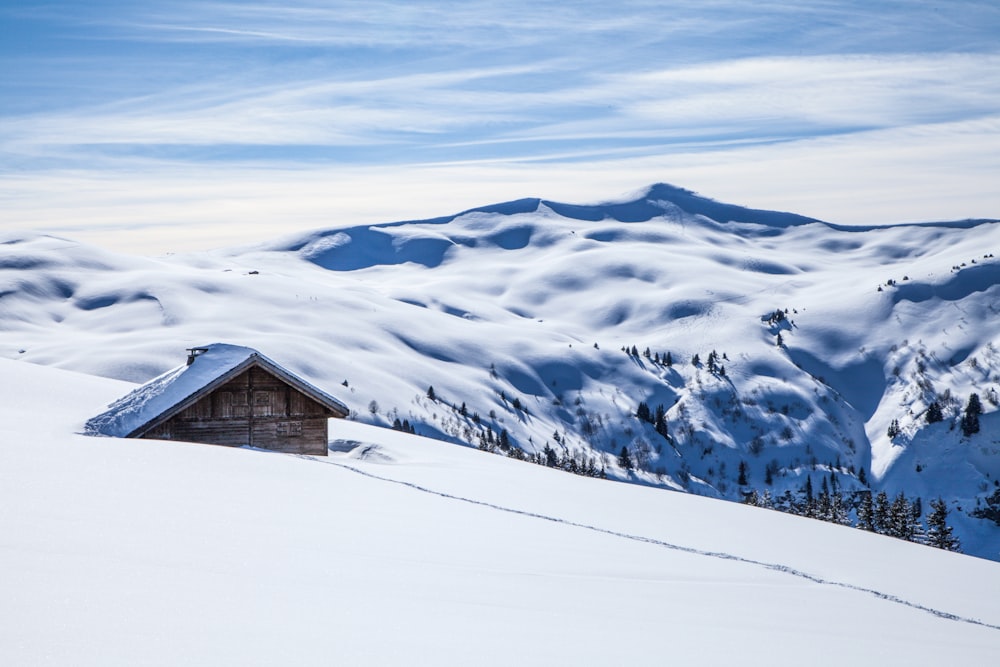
[128,353,349,438]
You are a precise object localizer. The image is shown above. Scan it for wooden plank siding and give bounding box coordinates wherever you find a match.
[143,366,333,455]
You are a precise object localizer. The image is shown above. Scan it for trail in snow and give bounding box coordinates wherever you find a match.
[312,454,1000,632]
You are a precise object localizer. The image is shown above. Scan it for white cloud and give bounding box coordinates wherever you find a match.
[3,115,997,254]
[5,52,998,164]
[1,64,559,155]
[100,1,680,48]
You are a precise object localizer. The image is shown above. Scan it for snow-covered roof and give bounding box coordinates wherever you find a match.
[86,343,348,438]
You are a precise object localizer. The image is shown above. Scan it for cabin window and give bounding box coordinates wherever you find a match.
[276,421,303,436]
[253,391,276,417]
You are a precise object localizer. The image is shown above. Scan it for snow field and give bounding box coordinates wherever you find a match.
[2,358,1000,665]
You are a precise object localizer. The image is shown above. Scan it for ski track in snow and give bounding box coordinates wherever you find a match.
[309,454,1000,632]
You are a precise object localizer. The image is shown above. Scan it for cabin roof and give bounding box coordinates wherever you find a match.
[86,343,349,438]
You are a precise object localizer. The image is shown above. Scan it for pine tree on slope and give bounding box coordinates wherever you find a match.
[618,446,633,471]
[856,491,875,532]
[830,492,850,526]
[926,498,961,552]
[962,393,982,436]
[873,491,890,535]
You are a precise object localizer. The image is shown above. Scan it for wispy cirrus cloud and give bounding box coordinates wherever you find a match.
[84,1,1000,56]
[5,53,998,166]
[85,1,691,48]
[507,53,1000,146]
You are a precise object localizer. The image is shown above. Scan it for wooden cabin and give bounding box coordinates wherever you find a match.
[86,344,349,456]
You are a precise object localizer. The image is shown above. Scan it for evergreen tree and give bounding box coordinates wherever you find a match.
[691,353,700,367]
[886,492,905,538]
[816,477,832,521]
[665,352,673,367]
[654,404,668,438]
[926,401,944,424]
[426,386,436,401]
[874,491,890,534]
[830,492,850,525]
[887,492,920,541]
[856,491,875,531]
[802,476,815,517]
[926,498,960,551]
[543,443,558,467]
[498,429,510,451]
[618,446,633,471]
[636,401,652,423]
[962,393,982,436]
[737,460,749,486]
[909,497,926,545]
[968,392,983,418]
[887,418,901,439]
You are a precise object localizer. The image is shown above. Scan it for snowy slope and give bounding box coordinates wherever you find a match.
[2,358,1000,665]
[2,183,1000,559]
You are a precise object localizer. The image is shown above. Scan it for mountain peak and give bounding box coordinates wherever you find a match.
[447,182,826,228]
[636,182,825,227]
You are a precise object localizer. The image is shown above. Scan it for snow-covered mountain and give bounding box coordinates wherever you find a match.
[3,183,1000,559]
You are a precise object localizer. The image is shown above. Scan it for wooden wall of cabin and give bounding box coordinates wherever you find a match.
[142,366,332,455]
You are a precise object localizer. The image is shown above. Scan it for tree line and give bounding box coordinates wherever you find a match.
[743,478,960,552]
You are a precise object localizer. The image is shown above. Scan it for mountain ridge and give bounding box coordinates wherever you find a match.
[267,182,1000,274]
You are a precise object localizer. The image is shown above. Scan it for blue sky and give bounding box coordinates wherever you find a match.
[2,1,999,251]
